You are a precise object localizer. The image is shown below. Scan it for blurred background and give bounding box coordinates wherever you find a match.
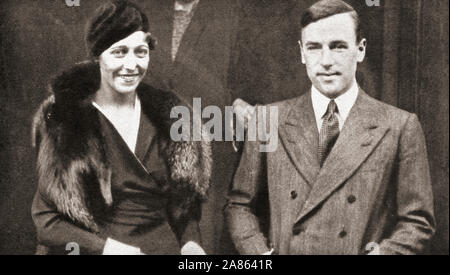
[0,0,448,254]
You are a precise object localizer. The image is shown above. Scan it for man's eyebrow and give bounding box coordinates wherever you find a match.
[329,40,349,46]
[304,42,322,46]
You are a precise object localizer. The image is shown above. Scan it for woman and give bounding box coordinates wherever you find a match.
[31,0,211,255]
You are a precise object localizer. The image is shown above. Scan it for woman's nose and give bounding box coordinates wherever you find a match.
[123,54,138,71]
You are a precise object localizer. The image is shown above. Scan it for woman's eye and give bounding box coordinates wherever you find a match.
[135,48,149,58]
[112,49,127,57]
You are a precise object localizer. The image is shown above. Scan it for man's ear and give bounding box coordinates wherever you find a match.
[357,38,367,63]
[298,41,306,64]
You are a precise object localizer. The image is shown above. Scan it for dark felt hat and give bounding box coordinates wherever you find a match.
[85,0,155,57]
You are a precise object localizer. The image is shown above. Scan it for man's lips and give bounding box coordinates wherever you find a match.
[118,74,140,77]
[317,72,341,77]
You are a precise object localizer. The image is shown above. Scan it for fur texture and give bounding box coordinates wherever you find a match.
[32,60,212,233]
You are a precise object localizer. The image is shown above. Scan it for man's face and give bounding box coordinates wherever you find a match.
[300,13,366,98]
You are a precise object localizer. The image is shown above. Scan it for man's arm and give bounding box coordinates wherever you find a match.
[224,137,270,255]
[379,114,435,254]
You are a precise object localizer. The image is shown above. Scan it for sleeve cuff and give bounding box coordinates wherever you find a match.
[102,238,141,255]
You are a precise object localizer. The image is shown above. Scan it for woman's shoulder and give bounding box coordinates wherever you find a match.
[137,83,191,111]
[31,95,55,148]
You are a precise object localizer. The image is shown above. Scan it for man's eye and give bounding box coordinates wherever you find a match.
[332,44,348,50]
[307,46,321,50]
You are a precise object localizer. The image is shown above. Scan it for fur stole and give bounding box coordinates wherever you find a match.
[32,60,212,232]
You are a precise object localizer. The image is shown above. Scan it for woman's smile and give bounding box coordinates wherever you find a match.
[117,73,141,84]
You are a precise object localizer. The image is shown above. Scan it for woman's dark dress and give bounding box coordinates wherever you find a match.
[32,107,199,255]
[97,108,180,255]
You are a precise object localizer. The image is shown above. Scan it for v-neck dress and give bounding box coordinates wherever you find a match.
[95,108,180,254]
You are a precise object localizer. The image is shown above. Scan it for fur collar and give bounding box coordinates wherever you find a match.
[32,60,211,232]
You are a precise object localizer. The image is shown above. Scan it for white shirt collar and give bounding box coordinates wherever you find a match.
[311,79,359,131]
[174,0,199,13]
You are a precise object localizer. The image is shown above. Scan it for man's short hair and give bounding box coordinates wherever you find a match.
[300,0,362,43]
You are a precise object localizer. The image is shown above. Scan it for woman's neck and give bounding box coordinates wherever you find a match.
[94,84,136,110]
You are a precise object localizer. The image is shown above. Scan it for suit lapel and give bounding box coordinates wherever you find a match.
[294,90,389,224]
[279,93,320,185]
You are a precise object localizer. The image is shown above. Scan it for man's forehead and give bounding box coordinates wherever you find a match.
[301,13,356,42]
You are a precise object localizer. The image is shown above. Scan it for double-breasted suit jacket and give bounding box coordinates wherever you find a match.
[225,89,435,255]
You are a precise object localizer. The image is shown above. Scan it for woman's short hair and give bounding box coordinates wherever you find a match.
[300,0,362,43]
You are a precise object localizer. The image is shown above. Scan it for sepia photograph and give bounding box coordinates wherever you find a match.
[0,0,448,257]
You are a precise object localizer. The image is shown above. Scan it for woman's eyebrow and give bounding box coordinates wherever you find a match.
[109,44,149,51]
[110,45,127,50]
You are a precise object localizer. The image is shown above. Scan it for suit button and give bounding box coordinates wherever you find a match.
[290,191,298,199]
[338,230,347,238]
[347,195,356,204]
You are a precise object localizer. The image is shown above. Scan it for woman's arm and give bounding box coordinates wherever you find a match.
[168,195,206,254]
[32,191,144,255]
[31,191,107,254]
[180,219,205,255]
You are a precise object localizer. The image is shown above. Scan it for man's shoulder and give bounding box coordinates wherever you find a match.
[361,92,417,129]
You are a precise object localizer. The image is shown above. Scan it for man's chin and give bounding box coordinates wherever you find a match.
[316,86,343,99]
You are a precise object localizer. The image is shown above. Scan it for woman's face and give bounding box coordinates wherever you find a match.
[99,31,150,94]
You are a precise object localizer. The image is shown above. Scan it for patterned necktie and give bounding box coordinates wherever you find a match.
[318,100,340,167]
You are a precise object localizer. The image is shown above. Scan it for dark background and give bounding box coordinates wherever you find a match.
[0,0,448,254]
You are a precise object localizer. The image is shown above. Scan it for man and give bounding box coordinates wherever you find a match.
[225,0,435,255]
[142,0,240,254]
[143,0,239,108]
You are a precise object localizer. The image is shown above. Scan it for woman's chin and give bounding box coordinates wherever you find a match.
[114,84,140,94]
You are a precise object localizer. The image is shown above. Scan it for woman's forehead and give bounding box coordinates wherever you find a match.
[108,31,148,49]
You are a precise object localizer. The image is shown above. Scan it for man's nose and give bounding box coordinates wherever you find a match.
[320,48,334,68]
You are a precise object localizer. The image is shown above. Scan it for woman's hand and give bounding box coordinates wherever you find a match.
[102,238,142,255]
[181,241,206,255]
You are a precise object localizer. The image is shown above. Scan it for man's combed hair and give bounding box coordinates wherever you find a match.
[300,0,362,43]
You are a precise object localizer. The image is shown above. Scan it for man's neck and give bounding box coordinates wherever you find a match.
[175,0,199,13]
